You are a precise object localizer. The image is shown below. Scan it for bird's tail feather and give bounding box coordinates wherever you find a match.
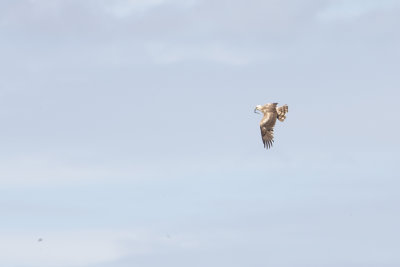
[277,104,288,122]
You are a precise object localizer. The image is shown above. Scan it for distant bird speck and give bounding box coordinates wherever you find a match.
[38,238,43,242]
[254,103,288,149]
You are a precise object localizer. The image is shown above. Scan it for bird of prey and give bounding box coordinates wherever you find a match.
[254,103,288,149]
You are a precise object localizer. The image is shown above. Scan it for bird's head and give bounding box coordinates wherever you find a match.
[254,105,262,114]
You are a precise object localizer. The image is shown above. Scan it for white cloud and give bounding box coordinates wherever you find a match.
[317,0,399,21]
[0,156,110,187]
[0,229,168,266]
[0,230,123,267]
[145,42,269,65]
[104,0,197,18]
[0,228,205,267]
[105,0,167,18]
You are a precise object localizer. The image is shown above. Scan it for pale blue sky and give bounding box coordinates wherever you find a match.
[1,0,400,266]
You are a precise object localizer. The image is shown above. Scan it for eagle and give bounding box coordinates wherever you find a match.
[254,103,288,149]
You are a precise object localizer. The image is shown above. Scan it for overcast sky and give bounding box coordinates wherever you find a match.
[1,0,400,266]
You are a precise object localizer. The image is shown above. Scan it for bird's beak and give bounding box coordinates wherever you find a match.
[254,108,259,114]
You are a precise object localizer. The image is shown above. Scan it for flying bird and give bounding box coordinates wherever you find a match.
[254,103,288,149]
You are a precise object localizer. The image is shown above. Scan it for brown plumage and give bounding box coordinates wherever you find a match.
[254,103,288,149]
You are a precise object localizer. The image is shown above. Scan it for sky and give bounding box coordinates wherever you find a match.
[1,0,400,266]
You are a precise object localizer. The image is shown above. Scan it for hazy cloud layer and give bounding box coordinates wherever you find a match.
[1,0,400,266]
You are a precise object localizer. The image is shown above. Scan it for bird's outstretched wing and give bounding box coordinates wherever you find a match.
[276,104,288,122]
[260,125,274,149]
[260,113,276,149]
